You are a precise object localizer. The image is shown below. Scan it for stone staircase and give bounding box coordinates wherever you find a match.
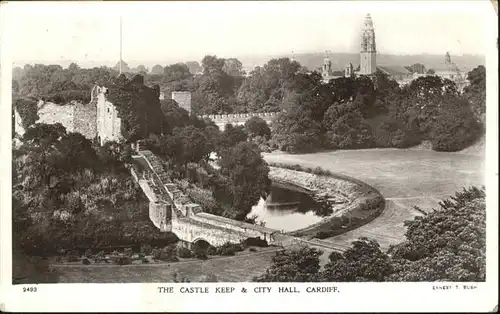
[137,150,187,219]
[138,150,170,184]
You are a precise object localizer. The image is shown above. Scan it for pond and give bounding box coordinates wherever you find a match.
[248,182,332,232]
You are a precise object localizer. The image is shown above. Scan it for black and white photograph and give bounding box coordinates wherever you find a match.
[1,0,498,312]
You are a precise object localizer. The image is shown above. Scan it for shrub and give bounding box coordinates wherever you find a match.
[123,248,134,257]
[243,237,268,247]
[140,244,153,255]
[177,247,192,258]
[207,246,217,256]
[216,242,245,256]
[153,245,178,262]
[249,247,257,252]
[82,258,91,265]
[114,256,131,265]
[67,255,79,262]
[245,116,271,139]
[314,231,331,239]
[173,273,191,283]
[193,247,208,260]
[84,249,93,257]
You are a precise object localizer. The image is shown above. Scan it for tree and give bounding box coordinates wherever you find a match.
[324,76,359,104]
[323,106,374,149]
[430,95,482,152]
[113,60,130,73]
[97,141,132,173]
[389,187,485,281]
[405,63,426,74]
[56,132,99,172]
[14,98,39,129]
[202,55,225,75]
[322,237,392,282]
[18,123,68,189]
[272,108,322,153]
[68,62,80,72]
[255,187,485,283]
[12,66,24,80]
[244,116,271,139]
[185,61,202,75]
[164,63,192,82]
[151,64,164,75]
[107,74,165,142]
[463,65,486,123]
[253,247,323,282]
[223,58,243,77]
[217,124,248,152]
[136,65,148,74]
[218,142,270,219]
[236,58,301,113]
[160,99,191,133]
[192,55,239,115]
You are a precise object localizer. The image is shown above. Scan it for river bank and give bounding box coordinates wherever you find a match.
[267,165,385,239]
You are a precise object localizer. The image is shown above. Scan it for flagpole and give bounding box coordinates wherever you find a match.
[119,16,122,75]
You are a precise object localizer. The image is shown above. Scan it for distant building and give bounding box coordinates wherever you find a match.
[322,14,471,88]
[377,65,413,85]
[433,52,469,91]
[172,91,192,114]
[358,14,377,76]
[323,14,411,84]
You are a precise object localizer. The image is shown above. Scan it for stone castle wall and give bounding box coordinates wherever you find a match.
[16,85,123,145]
[199,112,278,121]
[74,101,98,139]
[172,91,192,114]
[37,102,76,133]
[149,202,171,232]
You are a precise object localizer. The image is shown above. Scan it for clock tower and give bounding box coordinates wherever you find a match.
[359,14,377,75]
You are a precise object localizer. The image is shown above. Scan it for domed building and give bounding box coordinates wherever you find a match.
[433,52,469,91]
[322,14,471,90]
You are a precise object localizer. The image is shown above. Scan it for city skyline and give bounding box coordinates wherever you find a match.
[3,1,493,69]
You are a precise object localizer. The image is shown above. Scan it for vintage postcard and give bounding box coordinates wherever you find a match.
[0,0,498,312]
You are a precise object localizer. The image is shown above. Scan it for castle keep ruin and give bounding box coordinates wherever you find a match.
[15,84,123,145]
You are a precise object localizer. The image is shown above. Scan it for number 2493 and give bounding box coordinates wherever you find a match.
[23,287,37,292]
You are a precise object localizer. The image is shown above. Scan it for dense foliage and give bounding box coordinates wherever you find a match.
[13,63,117,103]
[268,66,483,153]
[14,59,484,153]
[218,142,271,219]
[106,74,165,142]
[12,124,176,256]
[254,187,486,282]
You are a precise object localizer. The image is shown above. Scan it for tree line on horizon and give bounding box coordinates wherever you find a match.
[12,55,485,154]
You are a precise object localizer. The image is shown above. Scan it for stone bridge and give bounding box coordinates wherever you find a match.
[198,112,279,130]
[128,149,347,252]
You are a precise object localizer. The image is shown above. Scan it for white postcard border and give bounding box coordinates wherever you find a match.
[0,1,498,312]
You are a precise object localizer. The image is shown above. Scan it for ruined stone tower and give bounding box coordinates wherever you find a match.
[359,13,377,75]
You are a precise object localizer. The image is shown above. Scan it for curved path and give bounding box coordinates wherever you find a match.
[263,148,484,250]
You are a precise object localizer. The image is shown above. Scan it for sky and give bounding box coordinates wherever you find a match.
[2,1,496,69]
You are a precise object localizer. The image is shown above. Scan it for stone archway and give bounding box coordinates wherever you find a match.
[192,238,211,250]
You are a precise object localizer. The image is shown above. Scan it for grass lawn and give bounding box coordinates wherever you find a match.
[50,247,281,283]
[263,148,484,250]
